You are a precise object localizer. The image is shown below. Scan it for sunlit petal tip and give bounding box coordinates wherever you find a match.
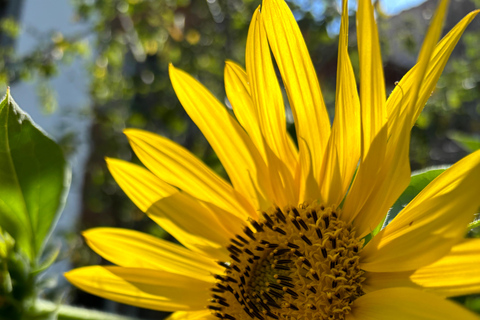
[122,127,142,139]
[169,63,182,79]
[81,227,102,240]
[104,156,122,168]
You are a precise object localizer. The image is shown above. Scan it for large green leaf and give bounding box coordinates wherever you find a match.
[383,166,449,227]
[0,90,70,262]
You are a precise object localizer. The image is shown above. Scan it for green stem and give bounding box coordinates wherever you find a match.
[35,299,144,320]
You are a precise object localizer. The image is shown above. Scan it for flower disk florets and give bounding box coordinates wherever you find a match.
[209,202,365,320]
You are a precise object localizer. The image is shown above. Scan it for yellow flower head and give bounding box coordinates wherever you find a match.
[66,0,480,319]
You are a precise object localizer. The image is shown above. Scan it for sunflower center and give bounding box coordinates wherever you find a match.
[209,202,365,320]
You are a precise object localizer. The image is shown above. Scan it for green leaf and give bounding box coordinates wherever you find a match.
[448,131,480,153]
[0,90,71,262]
[383,166,449,227]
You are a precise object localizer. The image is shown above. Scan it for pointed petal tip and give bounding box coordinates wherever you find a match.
[169,63,179,78]
[122,127,135,136]
[63,269,77,281]
[82,227,102,239]
[224,60,234,72]
[104,157,129,172]
[123,128,148,142]
[224,60,236,68]
[104,156,117,166]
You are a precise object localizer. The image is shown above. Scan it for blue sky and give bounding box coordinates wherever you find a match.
[299,0,429,37]
[294,0,428,24]
[381,0,428,15]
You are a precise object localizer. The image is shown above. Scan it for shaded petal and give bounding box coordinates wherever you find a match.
[166,311,214,320]
[224,61,265,159]
[148,193,238,260]
[410,238,480,297]
[169,64,270,211]
[245,7,298,206]
[106,158,234,260]
[83,227,221,282]
[319,0,360,206]
[65,266,211,312]
[361,150,480,272]
[345,0,451,237]
[363,239,480,297]
[349,287,479,320]
[345,124,410,238]
[125,129,255,220]
[297,138,321,202]
[262,0,331,186]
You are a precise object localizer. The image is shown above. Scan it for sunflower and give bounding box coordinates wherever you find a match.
[66,0,480,319]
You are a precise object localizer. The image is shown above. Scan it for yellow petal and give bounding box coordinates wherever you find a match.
[297,138,321,202]
[83,227,221,282]
[392,0,449,128]
[224,61,265,159]
[246,7,297,175]
[411,238,480,297]
[350,287,479,320]
[361,150,480,272]
[319,0,360,206]
[166,310,214,320]
[341,0,389,223]
[106,158,232,260]
[245,7,298,206]
[357,0,387,157]
[169,64,270,211]
[262,0,331,186]
[105,157,177,212]
[387,9,479,134]
[65,266,211,312]
[364,239,480,297]
[344,0,451,236]
[124,129,255,220]
[148,192,236,260]
[344,124,410,238]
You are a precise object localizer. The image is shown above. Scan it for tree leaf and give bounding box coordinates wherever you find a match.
[0,90,70,262]
[383,166,449,227]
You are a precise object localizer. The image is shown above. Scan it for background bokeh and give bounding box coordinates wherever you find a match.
[1,0,480,318]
